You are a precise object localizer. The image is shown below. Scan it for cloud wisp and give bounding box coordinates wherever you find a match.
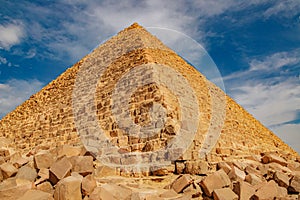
[0,79,44,119]
[0,23,25,50]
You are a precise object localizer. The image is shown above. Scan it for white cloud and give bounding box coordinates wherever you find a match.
[249,51,300,71]
[224,50,300,153]
[0,23,25,50]
[0,56,7,65]
[0,79,43,118]
[263,0,300,19]
[272,124,300,153]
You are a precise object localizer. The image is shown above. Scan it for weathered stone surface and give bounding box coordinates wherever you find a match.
[90,184,132,200]
[94,165,116,178]
[0,178,32,200]
[172,174,193,193]
[16,165,37,182]
[0,162,18,179]
[274,171,290,188]
[36,181,54,194]
[245,173,264,185]
[262,154,288,166]
[82,174,97,196]
[175,161,185,174]
[289,174,300,193]
[200,169,231,196]
[251,180,285,200]
[233,181,255,200]
[69,156,93,176]
[58,145,86,157]
[34,151,55,169]
[185,160,209,175]
[54,176,82,200]
[18,189,53,200]
[217,162,232,174]
[49,157,72,185]
[228,166,246,181]
[213,188,238,200]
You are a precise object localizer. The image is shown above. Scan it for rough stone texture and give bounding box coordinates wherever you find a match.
[0,23,297,170]
[49,157,72,185]
[289,174,300,193]
[0,162,18,179]
[53,176,82,200]
[18,189,54,200]
[34,151,55,169]
[171,174,193,193]
[16,165,37,181]
[213,188,238,200]
[82,174,97,196]
[233,181,255,200]
[200,169,231,196]
[0,178,32,200]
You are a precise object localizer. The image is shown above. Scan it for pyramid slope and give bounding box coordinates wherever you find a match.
[0,23,297,161]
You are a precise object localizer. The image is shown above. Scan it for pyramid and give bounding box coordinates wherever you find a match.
[0,23,297,172]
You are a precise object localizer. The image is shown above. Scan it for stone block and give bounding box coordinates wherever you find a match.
[213,188,238,200]
[54,176,82,200]
[34,151,55,169]
[49,157,72,185]
[16,166,37,182]
[0,178,32,200]
[245,173,264,185]
[172,174,193,193]
[274,171,290,188]
[69,156,93,176]
[200,169,231,197]
[251,180,286,200]
[175,161,185,174]
[184,160,209,175]
[262,154,288,166]
[289,174,300,193]
[82,174,97,196]
[217,162,232,174]
[0,162,18,179]
[36,181,54,194]
[228,166,246,181]
[58,145,86,157]
[233,181,255,200]
[18,189,53,200]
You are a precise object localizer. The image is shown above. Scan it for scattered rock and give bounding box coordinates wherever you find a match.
[54,176,82,200]
[18,189,54,200]
[200,169,231,196]
[0,162,18,179]
[16,165,37,182]
[172,174,193,193]
[213,187,238,200]
[49,157,72,185]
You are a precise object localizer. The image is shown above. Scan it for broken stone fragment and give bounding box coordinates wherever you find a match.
[171,174,193,193]
[0,162,18,179]
[49,157,72,185]
[184,160,209,175]
[200,169,231,197]
[213,188,238,200]
[82,174,97,196]
[69,155,93,176]
[0,178,32,200]
[17,189,54,200]
[34,151,55,169]
[36,181,54,195]
[261,154,288,167]
[54,175,82,200]
[228,166,246,181]
[251,180,287,200]
[16,165,37,182]
[289,174,300,193]
[233,181,255,200]
[273,171,290,188]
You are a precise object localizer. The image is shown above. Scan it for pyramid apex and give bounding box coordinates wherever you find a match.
[123,22,144,31]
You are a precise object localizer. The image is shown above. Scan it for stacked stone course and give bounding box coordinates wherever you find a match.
[0,23,298,173]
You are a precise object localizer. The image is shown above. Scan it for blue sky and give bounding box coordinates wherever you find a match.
[0,0,299,153]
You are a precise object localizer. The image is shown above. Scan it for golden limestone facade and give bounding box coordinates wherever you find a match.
[0,23,297,171]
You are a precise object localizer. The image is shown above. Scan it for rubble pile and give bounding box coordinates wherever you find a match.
[0,142,299,200]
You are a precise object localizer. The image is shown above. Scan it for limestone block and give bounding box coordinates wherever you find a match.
[0,178,32,200]
[69,156,93,176]
[200,169,231,197]
[82,174,97,196]
[213,188,238,200]
[233,181,255,200]
[274,171,290,188]
[0,162,18,179]
[34,151,55,169]
[262,154,288,167]
[217,162,232,174]
[36,181,54,195]
[17,189,53,200]
[228,166,246,181]
[289,174,300,193]
[171,174,193,193]
[54,176,82,200]
[251,180,286,200]
[49,157,72,185]
[16,165,37,182]
[184,160,209,175]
